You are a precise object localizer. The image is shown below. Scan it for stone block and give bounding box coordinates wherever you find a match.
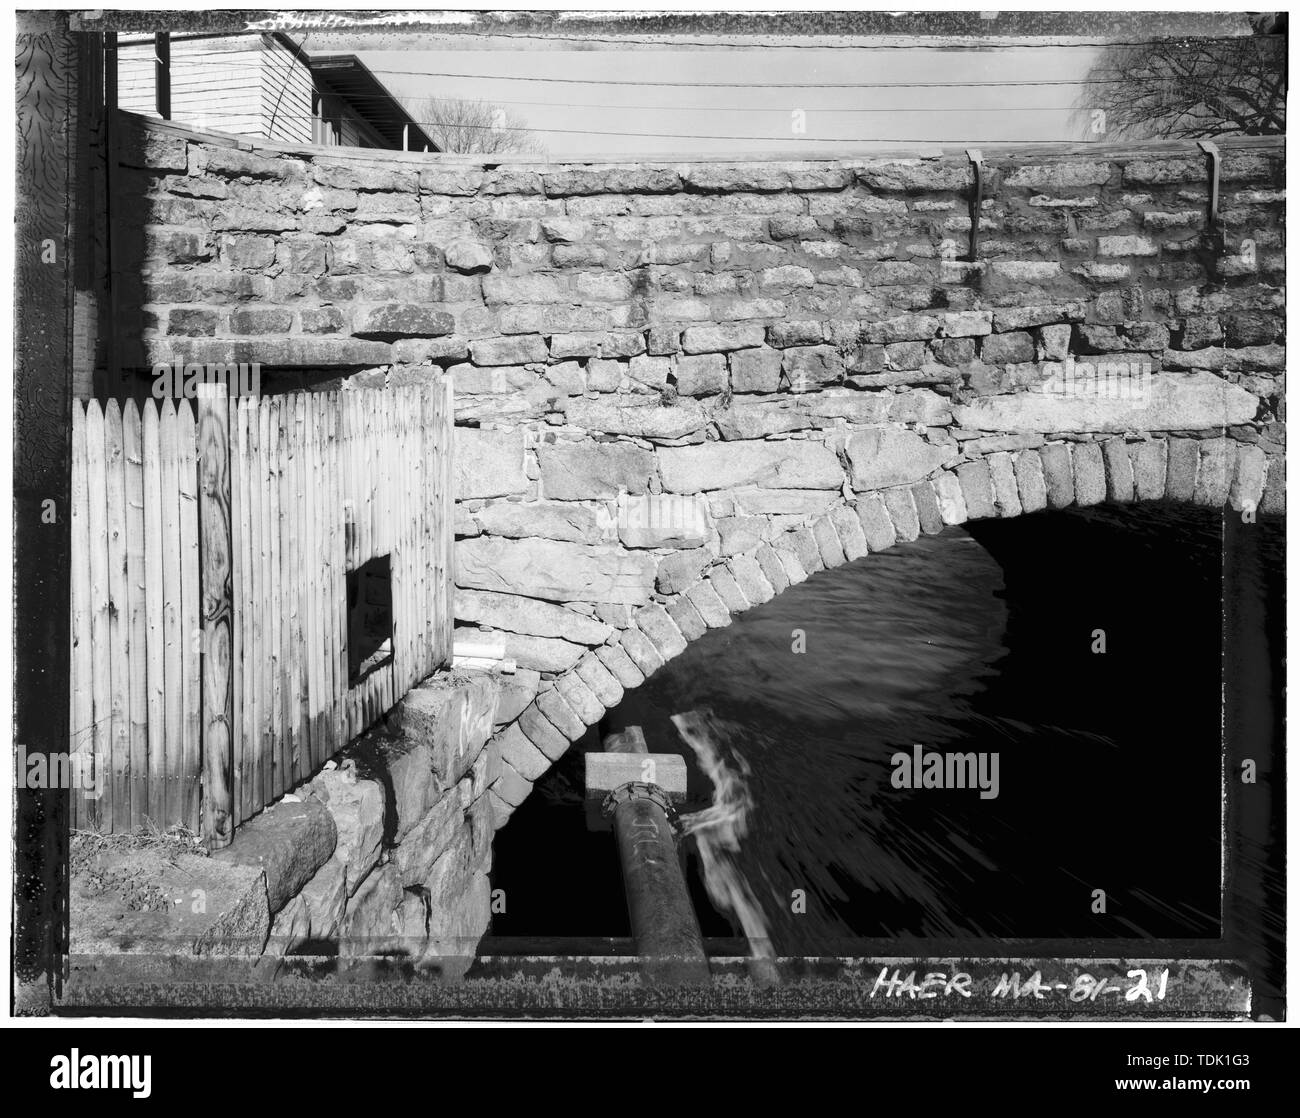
[454,428,529,499]
[754,543,791,593]
[681,324,765,353]
[396,672,499,789]
[707,566,750,614]
[1192,438,1233,507]
[987,452,1023,517]
[338,862,405,956]
[785,526,824,574]
[518,702,573,761]
[1129,440,1168,501]
[564,398,708,440]
[538,440,657,501]
[956,460,997,520]
[305,765,385,894]
[619,624,666,677]
[659,440,843,494]
[575,653,626,712]
[952,372,1257,433]
[456,536,656,605]
[618,492,710,549]
[1165,438,1199,502]
[856,493,898,551]
[1012,450,1049,514]
[830,503,870,558]
[355,304,454,338]
[1101,438,1136,502]
[1038,443,1075,508]
[457,627,585,673]
[1229,444,1268,513]
[1260,456,1285,515]
[455,588,612,644]
[667,595,707,641]
[494,721,551,783]
[656,547,713,595]
[933,471,968,524]
[812,516,847,567]
[213,799,337,916]
[1072,442,1106,506]
[595,644,646,689]
[686,581,732,628]
[536,686,586,742]
[846,429,955,491]
[882,487,920,540]
[635,603,688,660]
[494,668,542,725]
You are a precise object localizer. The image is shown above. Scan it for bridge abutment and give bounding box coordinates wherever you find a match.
[115,119,1285,959]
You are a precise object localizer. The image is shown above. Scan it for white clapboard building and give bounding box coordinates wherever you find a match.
[116,31,437,152]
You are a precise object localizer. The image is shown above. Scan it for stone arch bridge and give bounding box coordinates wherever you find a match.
[118,118,1283,915]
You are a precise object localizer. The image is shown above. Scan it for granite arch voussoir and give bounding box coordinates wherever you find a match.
[483,434,1281,826]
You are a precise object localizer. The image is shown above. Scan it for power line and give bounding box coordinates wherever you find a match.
[422,34,1261,51]
[115,50,1136,89]
[357,69,1134,90]
[135,87,1084,113]
[296,90,1087,113]
[118,31,1266,52]
[267,31,308,137]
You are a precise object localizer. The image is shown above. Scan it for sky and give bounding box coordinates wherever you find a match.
[345,42,1104,157]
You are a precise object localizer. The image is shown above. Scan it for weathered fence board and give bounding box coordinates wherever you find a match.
[141,402,165,823]
[123,401,149,828]
[69,404,94,830]
[69,381,452,845]
[177,401,201,828]
[197,385,234,848]
[104,401,130,832]
[85,402,110,830]
[160,399,184,827]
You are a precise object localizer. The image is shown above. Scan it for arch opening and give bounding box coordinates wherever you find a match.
[486,501,1283,964]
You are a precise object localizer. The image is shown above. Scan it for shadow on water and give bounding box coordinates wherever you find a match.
[490,503,1283,955]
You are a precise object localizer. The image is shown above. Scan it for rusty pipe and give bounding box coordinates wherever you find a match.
[602,729,709,986]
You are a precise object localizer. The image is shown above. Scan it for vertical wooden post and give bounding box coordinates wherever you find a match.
[153,31,170,120]
[72,29,103,398]
[15,13,77,1008]
[196,383,234,849]
[103,30,122,396]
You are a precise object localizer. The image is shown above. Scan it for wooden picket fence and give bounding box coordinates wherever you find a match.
[70,380,454,846]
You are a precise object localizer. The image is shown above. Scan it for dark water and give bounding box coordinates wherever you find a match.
[490,503,1283,955]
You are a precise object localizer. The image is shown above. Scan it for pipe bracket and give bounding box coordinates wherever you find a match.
[602,781,681,833]
[1197,139,1223,234]
[966,148,985,261]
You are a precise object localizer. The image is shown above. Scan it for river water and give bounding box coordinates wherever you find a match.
[490,504,1282,955]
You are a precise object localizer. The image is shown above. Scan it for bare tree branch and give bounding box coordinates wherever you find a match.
[1076,34,1285,140]
[405,96,547,156]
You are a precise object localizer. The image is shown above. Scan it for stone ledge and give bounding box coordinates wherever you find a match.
[213,799,337,916]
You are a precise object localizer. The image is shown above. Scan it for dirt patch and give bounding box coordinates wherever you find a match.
[71,827,207,913]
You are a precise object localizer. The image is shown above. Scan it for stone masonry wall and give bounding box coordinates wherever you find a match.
[120,118,1285,835]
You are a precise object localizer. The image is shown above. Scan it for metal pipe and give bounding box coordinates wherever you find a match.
[153,32,170,120]
[965,148,984,262]
[601,729,709,986]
